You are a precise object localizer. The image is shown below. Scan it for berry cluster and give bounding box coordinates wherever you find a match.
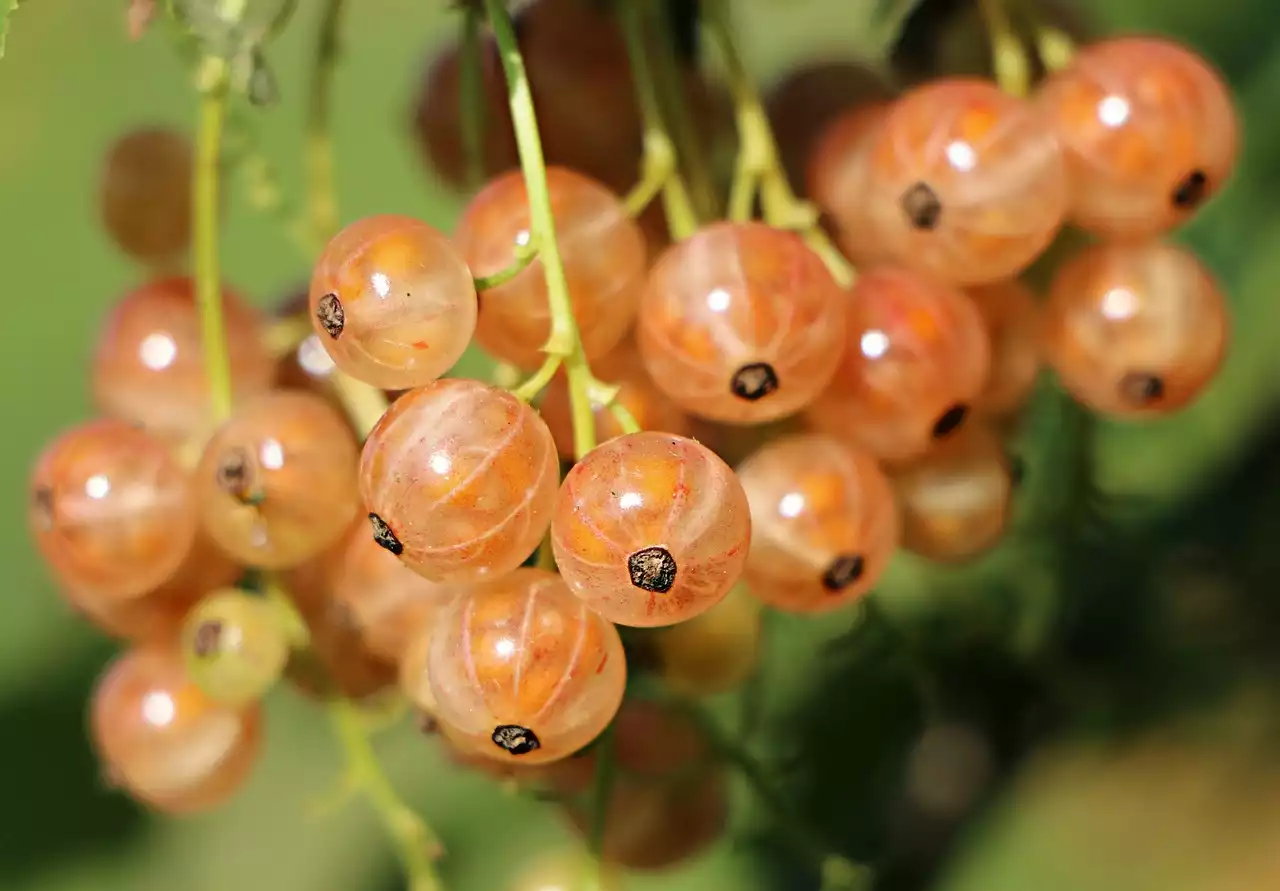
[25,0,1241,885]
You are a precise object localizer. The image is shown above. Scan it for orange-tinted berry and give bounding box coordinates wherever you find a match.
[428,568,626,764]
[892,424,1014,561]
[455,168,646,369]
[638,222,847,424]
[738,435,899,612]
[807,102,893,267]
[969,279,1041,416]
[551,432,751,627]
[808,267,991,463]
[1036,37,1238,239]
[1040,241,1228,417]
[360,379,559,582]
[863,78,1067,285]
[652,585,763,696]
[90,643,262,813]
[195,392,360,569]
[31,419,197,603]
[99,128,193,265]
[92,277,276,445]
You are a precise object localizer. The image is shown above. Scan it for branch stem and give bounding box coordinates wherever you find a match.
[193,67,233,422]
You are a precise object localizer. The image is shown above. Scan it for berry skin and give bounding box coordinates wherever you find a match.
[891,423,1014,562]
[99,128,194,265]
[182,588,290,708]
[807,267,991,464]
[1040,241,1228,417]
[195,392,360,569]
[90,643,263,814]
[637,221,847,425]
[30,419,197,603]
[737,435,900,612]
[274,286,342,400]
[652,585,763,696]
[1036,37,1238,239]
[807,102,893,267]
[309,215,477,390]
[454,167,647,369]
[551,432,751,627]
[360,379,560,583]
[507,851,623,891]
[863,78,1068,285]
[427,568,626,764]
[93,277,276,446]
[969,279,1042,417]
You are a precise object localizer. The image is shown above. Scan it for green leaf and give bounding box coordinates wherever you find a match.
[0,0,24,60]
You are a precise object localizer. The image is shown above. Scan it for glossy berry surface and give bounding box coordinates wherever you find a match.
[182,588,290,707]
[454,167,646,369]
[551,432,751,627]
[638,221,847,424]
[1040,241,1228,416]
[653,585,763,696]
[807,102,893,267]
[99,128,193,265]
[92,277,276,445]
[892,424,1014,561]
[1037,37,1238,239]
[808,268,991,463]
[195,392,360,569]
[427,568,626,764]
[360,379,559,582]
[863,78,1068,285]
[30,419,197,603]
[309,215,478,389]
[969,279,1042,416]
[90,644,262,813]
[737,434,900,612]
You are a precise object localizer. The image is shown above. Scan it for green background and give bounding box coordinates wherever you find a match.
[4,1,1280,890]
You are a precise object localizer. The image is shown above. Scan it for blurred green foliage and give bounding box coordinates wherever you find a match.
[3,1,1280,890]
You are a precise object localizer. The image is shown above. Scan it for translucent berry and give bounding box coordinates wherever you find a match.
[638,221,847,424]
[454,167,646,369]
[1040,241,1228,417]
[90,644,262,813]
[652,585,763,696]
[427,568,626,764]
[892,424,1014,561]
[397,599,449,718]
[807,268,991,463]
[863,78,1067,285]
[308,215,478,389]
[969,279,1042,416]
[807,102,893,267]
[181,588,290,707]
[99,127,193,265]
[195,392,360,569]
[273,286,341,398]
[551,432,751,627]
[1036,37,1239,239]
[360,379,559,582]
[30,419,197,603]
[92,277,276,445]
[508,850,623,891]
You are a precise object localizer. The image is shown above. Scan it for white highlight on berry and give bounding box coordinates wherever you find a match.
[1100,286,1139,320]
[1097,95,1131,128]
[141,690,177,728]
[618,491,643,510]
[779,491,806,518]
[428,451,452,475]
[706,287,732,313]
[85,474,111,500]
[297,334,335,376]
[945,140,977,172]
[139,331,178,371]
[371,271,392,299]
[860,330,890,359]
[260,438,285,471]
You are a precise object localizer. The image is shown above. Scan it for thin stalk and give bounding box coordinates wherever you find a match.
[977,0,1031,96]
[193,68,233,422]
[459,3,486,190]
[513,355,562,403]
[583,725,617,891]
[307,0,346,250]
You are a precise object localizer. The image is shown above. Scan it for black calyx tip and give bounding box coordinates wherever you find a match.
[628,546,678,593]
[1119,371,1165,406]
[192,620,223,658]
[932,403,969,439]
[492,724,540,756]
[901,181,942,230]
[316,293,345,339]
[31,486,53,530]
[730,362,780,402]
[1172,169,1208,209]
[821,553,865,591]
[215,448,256,503]
[368,512,404,556]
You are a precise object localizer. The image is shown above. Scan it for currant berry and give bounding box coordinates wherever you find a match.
[807,101,893,267]
[638,221,847,424]
[397,598,451,719]
[99,127,193,265]
[181,588,289,707]
[508,851,623,891]
[454,167,646,369]
[1036,37,1238,239]
[969,279,1042,417]
[892,423,1014,561]
[737,434,899,612]
[92,277,276,445]
[807,267,991,463]
[427,568,626,764]
[361,379,558,581]
[195,392,360,569]
[90,644,262,813]
[551,432,751,627]
[30,419,197,603]
[863,78,1067,285]
[273,286,340,399]
[308,215,477,389]
[1040,241,1228,416]
[652,585,763,696]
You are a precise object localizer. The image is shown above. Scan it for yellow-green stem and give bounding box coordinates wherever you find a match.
[977,0,1031,96]
[459,3,486,190]
[513,355,562,403]
[193,72,234,422]
[583,725,617,891]
[307,0,346,250]
[473,238,538,290]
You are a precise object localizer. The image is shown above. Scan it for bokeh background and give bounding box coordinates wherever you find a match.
[4,0,1280,889]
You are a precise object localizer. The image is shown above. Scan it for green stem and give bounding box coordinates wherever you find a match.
[584,725,617,891]
[473,238,538,290]
[193,69,234,422]
[512,355,562,403]
[459,3,487,190]
[264,0,300,43]
[307,0,346,251]
[977,0,1031,96]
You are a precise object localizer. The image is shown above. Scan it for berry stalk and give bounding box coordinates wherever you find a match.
[307,0,346,253]
[458,3,487,191]
[977,0,1031,96]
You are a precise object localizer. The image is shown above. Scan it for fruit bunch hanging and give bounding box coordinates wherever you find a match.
[20,0,1240,888]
